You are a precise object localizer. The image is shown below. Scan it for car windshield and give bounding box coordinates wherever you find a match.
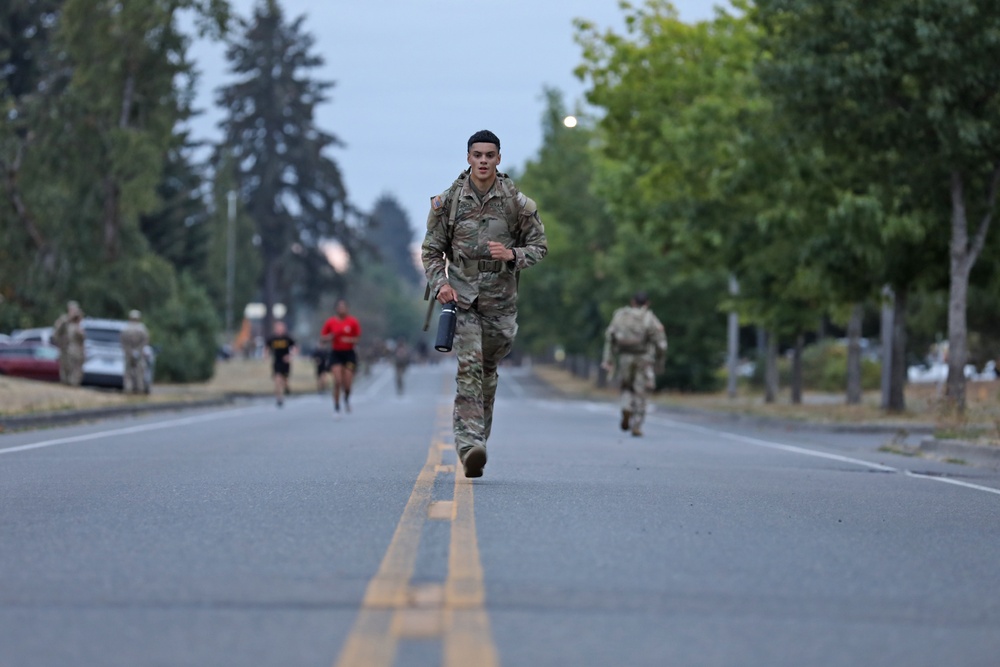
[85,328,122,345]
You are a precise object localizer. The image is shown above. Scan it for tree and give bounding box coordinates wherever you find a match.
[516,88,617,362]
[217,0,354,332]
[367,194,422,287]
[753,0,1000,413]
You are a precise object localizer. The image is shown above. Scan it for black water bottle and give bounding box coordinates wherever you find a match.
[435,302,458,352]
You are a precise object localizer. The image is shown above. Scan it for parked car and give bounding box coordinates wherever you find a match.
[0,343,61,383]
[11,318,156,390]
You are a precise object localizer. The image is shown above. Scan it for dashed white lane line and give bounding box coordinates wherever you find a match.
[0,407,257,456]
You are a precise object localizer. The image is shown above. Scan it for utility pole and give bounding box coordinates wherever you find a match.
[226,190,237,338]
[727,274,739,399]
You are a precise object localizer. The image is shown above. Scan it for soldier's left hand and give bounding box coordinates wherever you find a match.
[488,242,514,262]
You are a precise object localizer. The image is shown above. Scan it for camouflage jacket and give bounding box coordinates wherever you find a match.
[421,170,547,312]
[602,305,668,365]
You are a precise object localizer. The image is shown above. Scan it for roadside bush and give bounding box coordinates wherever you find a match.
[747,340,881,392]
[147,273,219,383]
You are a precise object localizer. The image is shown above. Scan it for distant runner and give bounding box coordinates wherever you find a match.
[265,321,296,408]
[320,299,361,413]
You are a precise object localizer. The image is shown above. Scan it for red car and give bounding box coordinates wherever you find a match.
[0,343,61,383]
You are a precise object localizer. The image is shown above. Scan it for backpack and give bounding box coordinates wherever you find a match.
[613,308,650,353]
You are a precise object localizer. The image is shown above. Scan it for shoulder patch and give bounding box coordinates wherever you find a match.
[431,195,444,211]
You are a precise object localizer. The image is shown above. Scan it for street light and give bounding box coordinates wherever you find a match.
[226,190,237,338]
[562,115,578,128]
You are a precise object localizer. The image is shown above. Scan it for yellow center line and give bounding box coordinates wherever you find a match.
[333,384,499,666]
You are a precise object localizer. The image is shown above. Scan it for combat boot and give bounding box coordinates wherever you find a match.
[620,410,631,431]
[461,445,487,478]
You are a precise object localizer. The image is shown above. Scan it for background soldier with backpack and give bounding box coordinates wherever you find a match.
[421,129,548,478]
[601,291,668,437]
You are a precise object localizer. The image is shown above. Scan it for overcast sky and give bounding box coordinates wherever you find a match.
[184,0,727,242]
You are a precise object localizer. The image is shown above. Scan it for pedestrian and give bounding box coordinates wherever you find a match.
[265,321,296,407]
[421,129,548,478]
[52,300,86,386]
[393,338,411,395]
[601,291,668,437]
[320,299,361,413]
[120,309,150,394]
[312,343,331,394]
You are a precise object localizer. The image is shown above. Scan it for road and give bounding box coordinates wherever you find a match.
[2,362,999,667]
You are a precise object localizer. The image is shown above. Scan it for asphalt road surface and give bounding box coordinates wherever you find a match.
[2,362,999,667]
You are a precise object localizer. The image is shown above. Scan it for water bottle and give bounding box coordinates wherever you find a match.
[434,302,458,352]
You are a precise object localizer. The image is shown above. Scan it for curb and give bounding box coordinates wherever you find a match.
[918,438,1000,469]
[0,396,244,433]
[653,402,938,436]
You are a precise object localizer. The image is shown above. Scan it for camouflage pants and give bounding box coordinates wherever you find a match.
[452,305,517,457]
[59,350,84,386]
[618,353,655,430]
[124,355,147,394]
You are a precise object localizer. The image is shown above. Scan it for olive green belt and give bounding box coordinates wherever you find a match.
[459,257,506,273]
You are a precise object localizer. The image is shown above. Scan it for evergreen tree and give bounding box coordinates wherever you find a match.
[216,0,354,331]
[367,195,421,287]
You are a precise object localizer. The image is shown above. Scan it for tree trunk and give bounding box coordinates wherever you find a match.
[945,167,1000,413]
[2,140,47,251]
[764,330,778,404]
[846,302,863,405]
[888,286,908,413]
[262,257,278,336]
[790,333,803,405]
[102,174,121,261]
[880,286,894,410]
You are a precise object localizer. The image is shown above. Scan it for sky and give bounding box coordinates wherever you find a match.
[183,0,727,243]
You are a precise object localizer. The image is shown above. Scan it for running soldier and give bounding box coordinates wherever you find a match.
[601,292,668,437]
[421,129,548,478]
[265,321,296,407]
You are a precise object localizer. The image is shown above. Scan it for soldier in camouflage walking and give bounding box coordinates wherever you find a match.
[601,292,668,437]
[421,130,548,478]
[52,300,86,386]
[121,310,150,394]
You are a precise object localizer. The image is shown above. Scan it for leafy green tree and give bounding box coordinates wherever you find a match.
[217,0,354,332]
[753,0,1000,413]
[516,88,617,361]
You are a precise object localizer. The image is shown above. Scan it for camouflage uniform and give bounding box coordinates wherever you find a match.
[121,312,150,394]
[52,307,85,386]
[602,305,668,436]
[421,170,547,461]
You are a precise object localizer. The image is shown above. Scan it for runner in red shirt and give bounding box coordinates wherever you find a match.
[320,299,361,413]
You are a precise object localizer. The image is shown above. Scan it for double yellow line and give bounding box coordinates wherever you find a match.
[334,402,499,667]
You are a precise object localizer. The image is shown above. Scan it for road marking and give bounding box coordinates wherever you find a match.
[0,407,257,455]
[334,393,499,666]
[905,470,1000,495]
[334,441,442,667]
[661,420,900,472]
[445,472,498,667]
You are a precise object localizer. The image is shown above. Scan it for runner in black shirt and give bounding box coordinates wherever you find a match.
[265,321,296,407]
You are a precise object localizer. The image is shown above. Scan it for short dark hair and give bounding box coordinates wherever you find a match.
[467,130,500,152]
[633,291,649,306]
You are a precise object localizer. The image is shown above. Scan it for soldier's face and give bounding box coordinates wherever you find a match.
[467,143,501,185]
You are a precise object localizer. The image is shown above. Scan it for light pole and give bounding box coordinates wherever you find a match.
[226,190,237,338]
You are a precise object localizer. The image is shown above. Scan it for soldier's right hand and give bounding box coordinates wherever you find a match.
[437,284,458,304]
